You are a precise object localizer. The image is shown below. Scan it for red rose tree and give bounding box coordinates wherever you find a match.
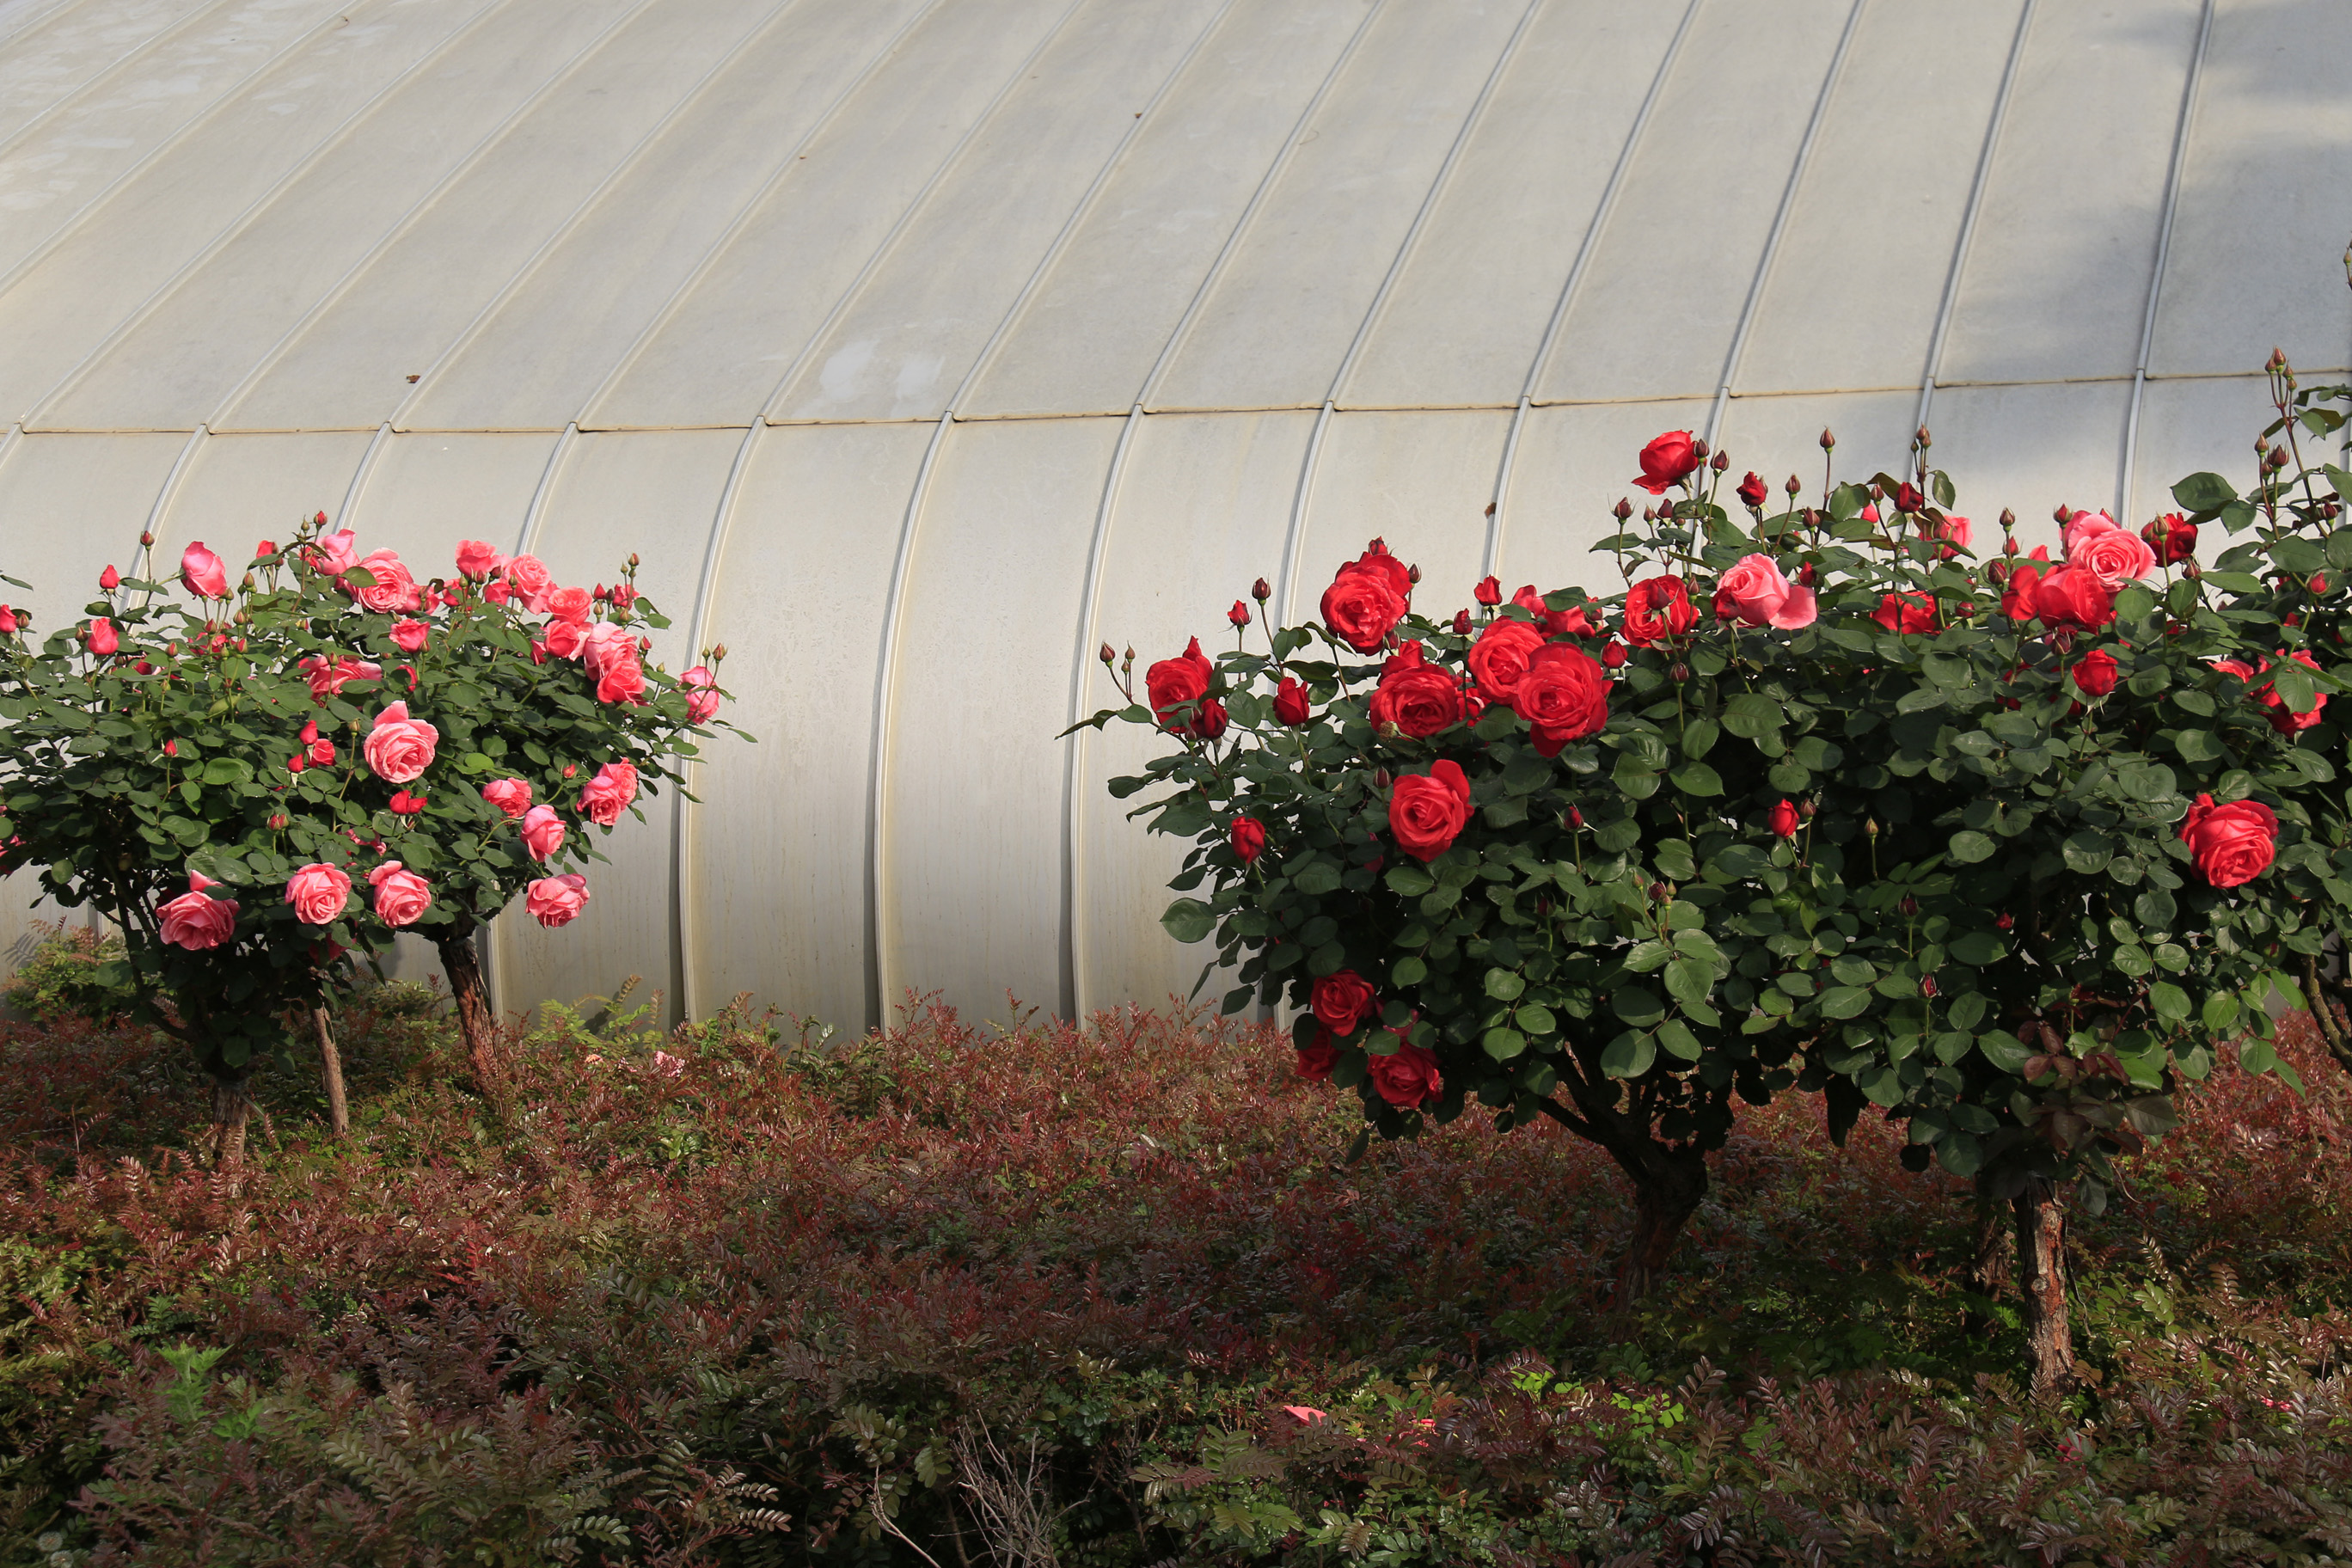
[0,514,741,1157]
[1081,352,2352,1392]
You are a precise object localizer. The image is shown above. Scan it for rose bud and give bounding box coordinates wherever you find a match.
[1228,599,1250,628]
[140,530,156,548]
[1920,975,1938,997]
[1894,482,1924,514]
[1601,640,1626,669]
[1452,609,1472,634]
[162,738,178,756]
[1785,475,1802,497]
[1649,881,1670,902]
[1406,563,1422,585]
[1736,472,1767,509]
[313,511,328,525]
[1613,498,1632,521]
[1475,574,1502,606]
[1372,767,1392,791]
[1770,799,1799,838]
[286,754,306,775]
[1996,912,2014,931]
[1669,663,1689,683]
[1230,816,1266,863]
[1566,805,1585,829]
[1899,895,1918,916]
[267,812,289,830]
[1099,642,1116,665]
[389,791,427,815]
[84,618,119,656]
[256,540,278,558]
[309,738,336,767]
[99,565,119,591]
[1691,438,1709,462]
[1274,676,1311,726]
[1252,577,1271,603]
[1819,428,1835,451]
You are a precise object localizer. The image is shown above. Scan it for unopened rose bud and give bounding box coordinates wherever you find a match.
[1916,426,1932,450]
[1451,609,1471,634]
[1869,483,1885,503]
[1920,975,1938,997]
[1865,818,1879,837]
[1798,798,1816,818]
[1641,505,1657,524]
[1819,428,1835,451]
[1999,507,2017,531]
[99,565,119,591]
[628,552,640,570]
[240,574,254,592]
[1710,450,1729,473]
[1614,497,1633,520]
[1785,474,1802,496]
[563,763,578,778]
[1228,599,1250,628]
[2053,503,2072,524]
[1099,642,1116,665]
[1996,912,2014,931]
[313,511,328,525]
[1899,895,1918,917]
[1601,640,1626,669]
[1566,805,1585,829]
[267,812,289,830]
[1373,767,1392,790]
[1251,577,1271,603]
[140,531,155,548]
[1691,438,1709,462]
[2269,445,2290,470]
[710,643,727,662]
[1649,881,1670,902]
[2183,561,2200,579]
[1669,662,1690,683]
[1406,563,1422,585]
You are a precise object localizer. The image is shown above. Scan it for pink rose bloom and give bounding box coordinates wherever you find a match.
[519,804,567,861]
[545,585,593,624]
[85,618,119,656]
[484,579,511,606]
[1712,554,1817,629]
[580,621,632,677]
[367,861,432,927]
[505,554,555,612]
[579,762,639,827]
[2061,509,2154,588]
[347,548,422,614]
[297,653,382,702]
[179,542,229,599]
[596,652,647,706]
[309,529,360,577]
[362,700,438,783]
[542,617,589,660]
[389,618,429,653]
[525,873,589,928]
[1935,514,1972,550]
[158,871,238,950]
[481,777,532,818]
[681,665,720,724]
[455,539,505,581]
[285,862,352,926]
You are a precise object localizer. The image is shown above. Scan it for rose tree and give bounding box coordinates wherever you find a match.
[1082,379,2334,1379]
[0,516,739,1155]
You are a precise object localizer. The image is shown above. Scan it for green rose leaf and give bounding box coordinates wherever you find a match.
[2170,471,2238,511]
[1161,898,1216,944]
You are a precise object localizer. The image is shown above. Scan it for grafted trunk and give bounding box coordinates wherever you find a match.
[1614,1148,1708,1308]
[2013,1177,2073,1395]
[2300,954,2352,1077]
[436,928,501,1093]
[314,1005,349,1138]
[209,1075,254,1167]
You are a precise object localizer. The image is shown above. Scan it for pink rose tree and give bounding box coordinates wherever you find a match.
[1079,352,2352,1393]
[0,513,744,1158]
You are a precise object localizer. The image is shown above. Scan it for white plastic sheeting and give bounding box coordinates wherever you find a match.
[3,0,2348,1030]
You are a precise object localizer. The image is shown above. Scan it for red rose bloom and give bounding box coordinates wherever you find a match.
[1273,676,1312,726]
[1145,637,1218,736]
[1230,815,1266,863]
[1367,640,1464,738]
[1474,574,1502,606]
[2032,565,2113,632]
[1366,1038,1442,1109]
[1510,644,1610,757]
[1313,970,1379,1037]
[2071,648,2119,697]
[1467,616,1547,705]
[2218,650,2328,733]
[1622,576,1696,646]
[1871,592,1939,634]
[2143,511,2196,565]
[1736,471,1768,509]
[1295,1026,1338,1081]
[1388,759,1473,862]
[2177,793,2277,887]
[1632,430,1700,495]
[1770,799,1800,838]
[1320,565,1407,652]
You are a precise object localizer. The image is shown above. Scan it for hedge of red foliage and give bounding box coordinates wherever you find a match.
[2,987,2349,1564]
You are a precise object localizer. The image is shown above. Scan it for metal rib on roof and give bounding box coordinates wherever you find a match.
[3,0,2349,1026]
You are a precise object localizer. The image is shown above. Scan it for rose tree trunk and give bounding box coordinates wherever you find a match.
[436,925,502,1092]
[2013,1176,2074,1394]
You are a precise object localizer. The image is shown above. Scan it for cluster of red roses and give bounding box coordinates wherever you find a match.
[1130,426,2302,1112]
[95,531,714,956]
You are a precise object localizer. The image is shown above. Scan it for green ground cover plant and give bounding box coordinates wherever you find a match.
[0,990,2346,1565]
